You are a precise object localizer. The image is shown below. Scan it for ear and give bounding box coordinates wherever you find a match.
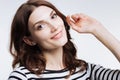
[23,36,36,46]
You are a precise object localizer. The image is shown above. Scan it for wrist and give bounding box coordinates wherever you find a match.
[91,24,105,36]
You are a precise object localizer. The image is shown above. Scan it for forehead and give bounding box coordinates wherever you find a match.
[28,6,53,27]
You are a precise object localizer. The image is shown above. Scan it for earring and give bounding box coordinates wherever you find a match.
[31,42,36,46]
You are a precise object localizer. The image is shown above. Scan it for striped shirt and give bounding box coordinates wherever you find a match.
[8,63,120,80]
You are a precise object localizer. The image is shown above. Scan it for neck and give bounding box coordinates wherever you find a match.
[43,47,65,70]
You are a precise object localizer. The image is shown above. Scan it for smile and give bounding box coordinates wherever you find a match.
[51,30,63,40]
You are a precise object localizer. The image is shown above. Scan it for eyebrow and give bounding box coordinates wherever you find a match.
[32,10,55,28]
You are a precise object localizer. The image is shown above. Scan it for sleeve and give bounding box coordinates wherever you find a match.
[89,63,120,80]
[8,70,27,80]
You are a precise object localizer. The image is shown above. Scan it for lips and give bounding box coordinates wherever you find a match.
[51,31,62,40]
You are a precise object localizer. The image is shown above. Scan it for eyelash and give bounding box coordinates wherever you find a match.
[51,13,57,19]
[37,25,44,30]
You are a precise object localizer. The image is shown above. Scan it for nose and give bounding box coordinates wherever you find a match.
[49,22,58,33]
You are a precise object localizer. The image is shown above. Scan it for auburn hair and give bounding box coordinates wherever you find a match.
[10,0,87,77]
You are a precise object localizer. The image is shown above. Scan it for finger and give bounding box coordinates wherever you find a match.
[71,14,80,22]
[66,16,75,27]
[66,16,80,30]
[72,13,87,20]
[79,13,94,20]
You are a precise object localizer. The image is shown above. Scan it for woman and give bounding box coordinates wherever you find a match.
[8,0,120,80]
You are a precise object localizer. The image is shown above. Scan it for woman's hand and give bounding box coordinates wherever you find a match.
[66,13,120,62]
[66,13,103,34]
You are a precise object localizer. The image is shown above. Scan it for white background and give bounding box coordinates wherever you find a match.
[0,0,120,79]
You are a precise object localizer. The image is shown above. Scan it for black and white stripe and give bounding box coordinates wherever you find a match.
[8,63,120,80]
[89,63,120,80]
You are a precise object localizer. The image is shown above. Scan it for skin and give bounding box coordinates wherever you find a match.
[28,6,68,50]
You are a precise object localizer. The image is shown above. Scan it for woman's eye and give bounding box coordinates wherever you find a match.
[51,13,57,19]
[37,25,44,30]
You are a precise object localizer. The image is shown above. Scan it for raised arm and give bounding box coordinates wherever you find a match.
[66,13,120,62]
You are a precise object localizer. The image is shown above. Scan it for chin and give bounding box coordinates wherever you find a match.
[59,38,68,46]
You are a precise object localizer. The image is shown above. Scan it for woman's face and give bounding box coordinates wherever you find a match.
[28,6,68,50]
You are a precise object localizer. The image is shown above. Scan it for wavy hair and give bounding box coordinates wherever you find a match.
[10,0,87,77]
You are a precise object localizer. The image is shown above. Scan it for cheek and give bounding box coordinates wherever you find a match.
[32,31,50,42]
[58,18,64,25]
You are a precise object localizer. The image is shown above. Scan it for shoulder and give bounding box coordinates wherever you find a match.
[8,66,28,80]
[87,62,120,80]
[86,62,111,73]
[87,62,102,70]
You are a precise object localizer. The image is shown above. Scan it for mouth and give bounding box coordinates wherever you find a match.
[51,30,63,40]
